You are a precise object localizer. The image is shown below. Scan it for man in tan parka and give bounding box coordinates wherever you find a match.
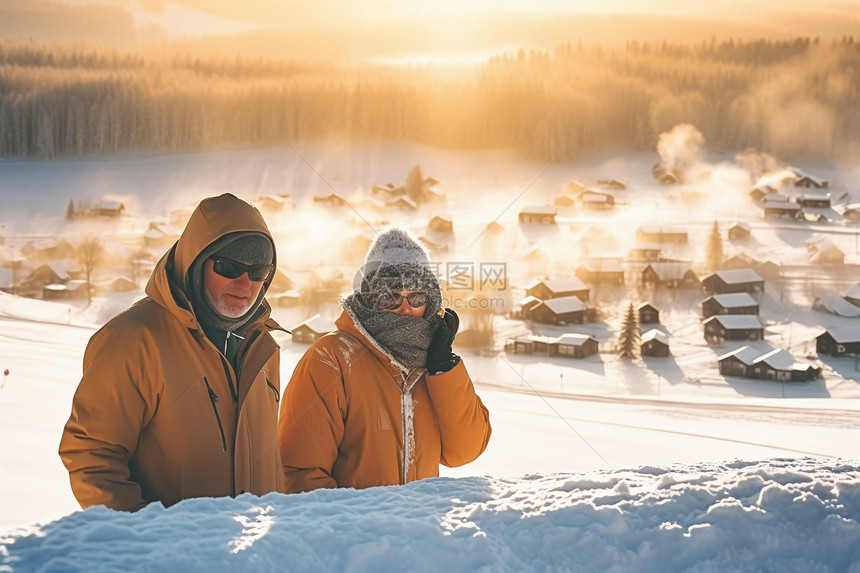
[60,193,285,511]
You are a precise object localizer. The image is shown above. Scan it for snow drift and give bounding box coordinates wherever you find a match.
[3,458,860,572]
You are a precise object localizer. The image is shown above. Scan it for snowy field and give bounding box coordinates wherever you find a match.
[2,141,860,570]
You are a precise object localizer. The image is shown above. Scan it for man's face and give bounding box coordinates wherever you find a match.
[203,259,265,318]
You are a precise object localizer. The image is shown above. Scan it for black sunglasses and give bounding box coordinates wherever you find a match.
[376,291,429,310]
[210,257,273,282]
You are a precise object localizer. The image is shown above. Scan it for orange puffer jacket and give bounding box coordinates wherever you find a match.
[278,309,491,492]
[60,194,285,511]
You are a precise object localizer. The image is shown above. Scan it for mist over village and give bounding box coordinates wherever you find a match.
[2,1,860,571]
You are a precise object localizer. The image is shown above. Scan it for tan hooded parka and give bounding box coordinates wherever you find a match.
[278,310,491,492]
[60,194,285,511]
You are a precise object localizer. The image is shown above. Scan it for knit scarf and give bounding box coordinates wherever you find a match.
[342,292,435,371]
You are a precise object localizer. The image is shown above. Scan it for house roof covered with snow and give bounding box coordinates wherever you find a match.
[711,269,763,284]
[822,326,860,343]
[710,293,758,308]
[555,333,596,346]
[528,278,588,294]
[641,329,669,345]
[813,294,860,318]
[541,296,586,314]
[718,345,763,366]
[707,315,763,329]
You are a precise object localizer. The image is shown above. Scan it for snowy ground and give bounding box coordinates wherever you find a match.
[1,142,860,569]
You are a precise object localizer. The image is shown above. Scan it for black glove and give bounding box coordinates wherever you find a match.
[426,308,461,374]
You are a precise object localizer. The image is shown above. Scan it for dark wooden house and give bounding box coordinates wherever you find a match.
[635,226,689,244]
[518,205,557,225]
[553,333,599,358]
[291,315,336,344]
[530,296,588,325]
[719,346,819,381]
[703,315,764,343]
[637,302,660,324]
[728,223,751,241]
[641,329,670,357]
[816,327,860,356]
[642,263,698,288]
[525,278,589,302]
[575,259,624,285]
[701,269,764,295]
[701,293,760,318]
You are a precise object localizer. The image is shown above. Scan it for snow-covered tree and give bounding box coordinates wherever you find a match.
[617,302,640,359]
[706,220,724,270]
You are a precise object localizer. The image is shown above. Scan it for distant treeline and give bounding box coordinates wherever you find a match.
[0,36,858,161]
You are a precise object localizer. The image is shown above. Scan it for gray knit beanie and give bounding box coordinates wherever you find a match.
[356,227,442,316]
[187,231,274,330]
[214,234,273,266]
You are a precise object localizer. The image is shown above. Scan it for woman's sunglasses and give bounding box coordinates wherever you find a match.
[210,257,274,282]
[376,291,429,310]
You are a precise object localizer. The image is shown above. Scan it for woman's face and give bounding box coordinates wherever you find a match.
[378,290,428,318]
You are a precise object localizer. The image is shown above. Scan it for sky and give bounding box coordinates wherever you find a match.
[1,142,860,569]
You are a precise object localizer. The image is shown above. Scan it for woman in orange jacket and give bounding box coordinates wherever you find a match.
[278,226,491,492]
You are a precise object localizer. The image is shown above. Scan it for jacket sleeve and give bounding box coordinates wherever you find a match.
[278,344,346,493]
[424,359,492,467]
[58,327,158,511]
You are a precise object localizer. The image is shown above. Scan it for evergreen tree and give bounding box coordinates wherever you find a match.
[405,165,425,204]
[617,302,640,359]
[706,220,724,270]
[66,198,76,221]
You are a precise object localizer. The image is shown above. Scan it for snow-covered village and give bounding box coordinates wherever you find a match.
[3,1,860,571]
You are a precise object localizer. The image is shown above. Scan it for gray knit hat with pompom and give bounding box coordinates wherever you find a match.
[357,227,442,316]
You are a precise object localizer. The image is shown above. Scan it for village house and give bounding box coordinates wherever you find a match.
[21,259,83,295]
[791,170,829,189]
[579,191,615,210]
[313,191,348,207]
[565,181,588,195]
[505,333,598,358]
[518,205,557,225]
[748,184,776,203]
[701,293,760,318]
[575,259,624,285]
[811,294,860,318]
[728,223,751,241]
[20,238,76,262]
[635,226,688,244]
[641,329,670,357]
[42,279,90,300]
[427,215,454,234]
[530,296,589,325]
[637,302,660,324]
[386,196,417,211]
[806,237,845,265]
[816,327,860,356]
[516,295,543,319]
[796,194,831,209]
[844,283,860,307]
[703,315,764,343]
[718,346,820,381]
[840,204,860,224]
[291,315,337,344]
[553,194,577,208]
[143,222,181,249]
[701,269,764,295]
[641,262,698,288]
[763,197,802,219]
[525,278,589,302]
[255,194,291,211]
[597,179,627,190]
[626,244,662,262]
[554,333,599,358]
[88,199,126,217]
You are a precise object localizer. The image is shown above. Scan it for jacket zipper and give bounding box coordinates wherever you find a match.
[203,377,228,453]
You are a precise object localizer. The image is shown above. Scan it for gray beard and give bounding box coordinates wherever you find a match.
[342,292,435,371]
